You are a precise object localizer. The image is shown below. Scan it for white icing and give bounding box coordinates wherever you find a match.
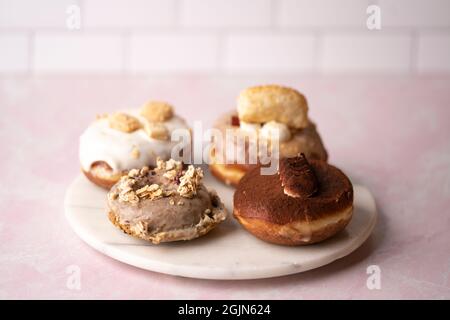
[260,121,291,142]
[79,111,190,173]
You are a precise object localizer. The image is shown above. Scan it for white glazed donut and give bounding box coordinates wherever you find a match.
[79,108,190,189]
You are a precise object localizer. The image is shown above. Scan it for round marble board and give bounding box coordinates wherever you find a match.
[64,167,377,280]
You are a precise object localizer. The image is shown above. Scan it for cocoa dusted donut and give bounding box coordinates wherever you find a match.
[209,85,328,187]
[107,159,227,244]
[233,154,353,245]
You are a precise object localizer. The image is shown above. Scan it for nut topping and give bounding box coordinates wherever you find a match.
[108,112,141,133]
[177,165,204,198]
[108,159,205,204]
[131,146,140,159]
[144,122,169,140]
[140,101,174,122]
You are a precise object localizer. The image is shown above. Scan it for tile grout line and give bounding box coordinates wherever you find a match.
[216,31,226,74]
[314,30,323,74]
[173,0,182,28]
[27,29,34,75]
[122,30,130,74]
[269,0,278,29]
[409,29,419,75]
[3,25,450,35]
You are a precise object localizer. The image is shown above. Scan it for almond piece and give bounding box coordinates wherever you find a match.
[140,101,174,122]
[131,146,140,159]
[108,112,141,133]
[145,122,169,140]
[96,113,109,120]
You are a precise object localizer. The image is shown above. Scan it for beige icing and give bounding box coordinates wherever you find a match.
[79,111,190,173]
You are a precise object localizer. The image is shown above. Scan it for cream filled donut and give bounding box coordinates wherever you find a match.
[79,101,190,189]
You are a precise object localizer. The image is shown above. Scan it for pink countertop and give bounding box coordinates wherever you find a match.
[0,75,449,299]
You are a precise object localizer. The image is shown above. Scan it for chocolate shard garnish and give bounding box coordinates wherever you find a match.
[279,153,318,198]
[231,115,240,126]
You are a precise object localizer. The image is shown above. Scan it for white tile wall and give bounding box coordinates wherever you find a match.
[225,34,316,73]
[277,0,369,27]
[83,0,176,28]
[0,0,449,74]
[379,0,450,27]
[0,34,28,72]
[179,0,271,28]
[321,33,412,73]
[418,34,450,72]
[130,34,218,73]
[34,34,123,73]
[0,0,76,28]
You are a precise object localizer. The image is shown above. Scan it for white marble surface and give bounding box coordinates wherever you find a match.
[64,169,377,280]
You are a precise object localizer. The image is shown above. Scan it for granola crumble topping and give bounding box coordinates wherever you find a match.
[109,159,205,204]
[177,165,204,198]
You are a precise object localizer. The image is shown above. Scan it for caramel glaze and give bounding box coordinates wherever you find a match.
[234,160,353,225]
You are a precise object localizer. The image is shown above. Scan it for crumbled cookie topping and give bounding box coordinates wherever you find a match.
[162,159,183,180]
[109,166,165,205]
[136,184,164,200]
[166,158,182,171]
[177,165,204,198]
[131,146,140,159]
[108,112,141,133]
[155,158,182,178]
[108,159,205,204]
[130,221,147,235]
[96,113,109,120]
[117,178,139,205]
[140,166,150,175]
[127,168,140,178]
[140,101,174,122]
[144,122,169,140]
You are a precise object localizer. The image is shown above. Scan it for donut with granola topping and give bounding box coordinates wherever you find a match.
[107,159,227,244]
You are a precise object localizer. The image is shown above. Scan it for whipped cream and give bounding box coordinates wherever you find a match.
[260,121,291,142]
[239,121,261,133]
[79,111,190,173]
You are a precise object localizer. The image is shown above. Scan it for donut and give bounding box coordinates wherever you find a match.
[233,154,353,245]
[82,161,123,189]
[79,101,191,189]
[209,152,251,187]
[209,108,327,186]
[107,159,227,244]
